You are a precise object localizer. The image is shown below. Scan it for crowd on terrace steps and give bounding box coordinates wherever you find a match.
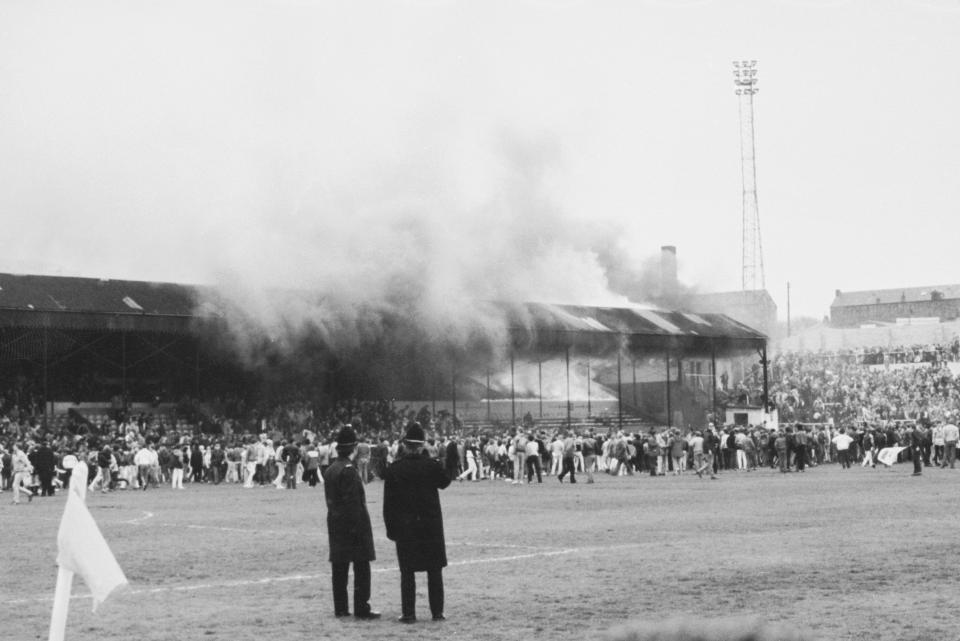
[728,339,960,426]
[4,338,960,501]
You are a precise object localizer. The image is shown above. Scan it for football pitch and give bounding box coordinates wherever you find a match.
[4,463,959,641]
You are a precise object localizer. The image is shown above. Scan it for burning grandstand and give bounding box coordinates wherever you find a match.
[0,272,767,430]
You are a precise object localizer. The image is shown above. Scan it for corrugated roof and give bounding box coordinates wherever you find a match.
[831,284,960,308]
[0,273,766,342]
[0,273,197,316]
[503,302,766,340]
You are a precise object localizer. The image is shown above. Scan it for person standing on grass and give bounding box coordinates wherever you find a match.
[210,442,225,485]
[383,422,451,623]
[303,442,321,487]
[323,425,380,620]
[11,441,34,504]
[282,439,301,489]
[356,436,372,484]
[511,428,528,485]
[89,444,114,493]
[941,418,959,468]
[134,442,154,490]
[775,429,789,473]
[910,422,925,476]
[557,431,577,483]
[524,434,543,483]
[242,437,258,488]
[170,445,185,489]
[643,429,661,477]
[581,430,598,483]
[861,428,876,468]
[457,438,480,482]
[793,425,808,472]
[832,428,854,469]
[32,439,57,496]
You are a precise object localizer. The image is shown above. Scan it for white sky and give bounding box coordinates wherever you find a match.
[2,0,960,321]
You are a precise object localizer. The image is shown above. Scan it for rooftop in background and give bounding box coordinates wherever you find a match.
[831,285,960,308]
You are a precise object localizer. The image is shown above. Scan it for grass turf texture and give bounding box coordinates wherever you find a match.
[3,465,959,641]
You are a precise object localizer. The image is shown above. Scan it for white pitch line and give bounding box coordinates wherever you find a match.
[6,543,647,607]
[453,541,564,550]
[123,511,154,525]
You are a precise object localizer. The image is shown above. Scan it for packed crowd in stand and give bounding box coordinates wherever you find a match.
[4,339,960,503]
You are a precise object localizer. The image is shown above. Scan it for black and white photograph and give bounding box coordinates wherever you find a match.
[3,1,960,640]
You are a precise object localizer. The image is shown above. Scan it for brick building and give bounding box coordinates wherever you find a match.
[830,285,960,327]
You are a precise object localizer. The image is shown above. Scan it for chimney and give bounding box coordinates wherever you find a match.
[660,245,678,307]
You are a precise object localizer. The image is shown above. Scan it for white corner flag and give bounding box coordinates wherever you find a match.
[56,489,128,611]
[49,461,128,641]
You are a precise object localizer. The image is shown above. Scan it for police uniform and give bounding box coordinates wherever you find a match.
[323,427,379,619]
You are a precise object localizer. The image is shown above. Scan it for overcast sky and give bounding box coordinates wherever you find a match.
[2,0,959,322]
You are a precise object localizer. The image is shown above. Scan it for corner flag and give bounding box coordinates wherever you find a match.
[55,482,128,612]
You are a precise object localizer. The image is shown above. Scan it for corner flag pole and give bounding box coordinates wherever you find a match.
[49,460,87,641]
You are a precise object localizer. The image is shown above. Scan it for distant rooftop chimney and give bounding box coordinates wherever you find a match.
[660,245,678,306]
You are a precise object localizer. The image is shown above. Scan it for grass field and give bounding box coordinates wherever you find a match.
[4,463,960,641]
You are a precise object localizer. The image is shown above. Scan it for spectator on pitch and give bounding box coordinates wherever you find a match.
[549,433,564,476]
[170,445,185,489]
[581,430,599,483]
[643,429,660,477]
[303,442,321,487]
[456,438,480,482]
[210,442,226,485]
[942,417,959,468]
[355,436,371,484]
[932,420,945,467]
[523,434,542,483]
[557,431,577,484]
[511,428,527,485]
[11,441,34,504]
[134,442,155,490]
[910,422,926,476]
[323,425,380,620]
[31,439,57,496]
[861,428,876,468]
[281,439,301,489]
[774,429,789,474]
[382,422,451,623]
[89,444,114,493]
[225,443,241,483]
[242,437,258,488]
[444,435,460,481]
[793,425,808,472]
[189,443,204,483]
[832,428,854,469]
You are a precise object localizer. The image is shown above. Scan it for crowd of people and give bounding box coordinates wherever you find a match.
[5,411,959,504]
[5,338,960,502]
[731,340,960,427]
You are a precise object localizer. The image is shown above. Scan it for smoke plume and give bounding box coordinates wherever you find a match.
[195,130,666,399]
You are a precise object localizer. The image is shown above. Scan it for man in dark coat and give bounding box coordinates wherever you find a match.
[31,440,58,496]
[383,422,452,623]
[323,426,380,620]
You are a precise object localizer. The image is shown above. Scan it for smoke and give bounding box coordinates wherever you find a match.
[595,241,700,309]
[195,129,657,397]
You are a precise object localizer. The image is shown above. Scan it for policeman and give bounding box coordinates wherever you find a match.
[383,422,452,623]
[323,425,380,620]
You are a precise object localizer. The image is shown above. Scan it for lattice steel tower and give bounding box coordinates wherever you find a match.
[733,60,765,291]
